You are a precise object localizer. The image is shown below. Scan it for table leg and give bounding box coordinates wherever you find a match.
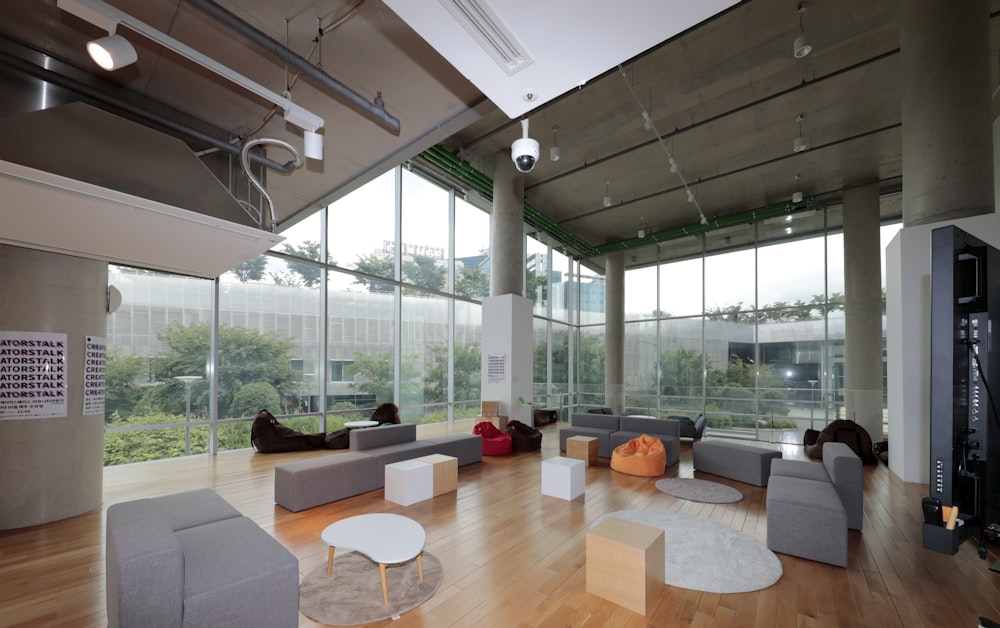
[379,563,389,605]
[417,553,423,581]
[326,546,335,576]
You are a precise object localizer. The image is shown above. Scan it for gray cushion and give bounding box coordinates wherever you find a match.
[766,475,848,567]
[274,452,379,512]
[822,442,864,530]
[106,500,185,628]
[422,434,483,466]
[618,416,680,438]
[693,440,782,486]
[350,423,417,450]
[176,516,298,628]
[151,488,242,531]
[569,413,620,430]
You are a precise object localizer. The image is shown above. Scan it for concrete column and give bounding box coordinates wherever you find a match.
[901,0,992,226]
[842,182,884,441]
[490,149,524,297]
[605,251,625,414]
[888,1,994,483]
[0,245,106,530]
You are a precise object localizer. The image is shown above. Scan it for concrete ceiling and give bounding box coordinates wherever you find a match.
[0,0,998,274]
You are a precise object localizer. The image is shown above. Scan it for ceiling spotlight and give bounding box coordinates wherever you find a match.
[550,126,560,162]
[785,226,793,235]
[687,189,695,203]
[603,180,612,208]
[794,3,812,59]
[642,110,654,132]
[303,130,323,160]
[792,191,804,204]
[793,114,809,152]
[638,229,646,239]
[669,157,678,174]
[87,31,137,70]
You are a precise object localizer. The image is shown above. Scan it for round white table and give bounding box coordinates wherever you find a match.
[344,420,379,428]
[321,513,426,605]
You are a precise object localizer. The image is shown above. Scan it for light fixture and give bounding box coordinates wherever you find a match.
[638,228,646,238]
[550,126,560,162]
[642,110,654,132]
[669,156,678,174]
[794,3,812,59]
[638,216,646,239]
[87,30,136,70]
[687,188,696,203]
[793,114,809,152]
[603,180,612,208]
[57,0,324,159]
[303,130,323,160]
[792,191,804,204]
[785,226,793,235]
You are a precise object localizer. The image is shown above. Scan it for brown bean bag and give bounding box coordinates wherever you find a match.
[250,409,327,453]
[610,434,666,476]
[804,419,878,465]
[506,419,542,452]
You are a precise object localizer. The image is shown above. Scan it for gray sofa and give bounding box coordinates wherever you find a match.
[558,413,680,467]
[106,488,298,628]
[765,441,863,567]
[274,423,482,512]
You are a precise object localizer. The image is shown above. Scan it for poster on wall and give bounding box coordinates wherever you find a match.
[0,331,68,419]
[487,353,507,384]
[83,336,106,416]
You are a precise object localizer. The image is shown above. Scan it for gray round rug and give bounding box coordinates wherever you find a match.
[299,551,442,625]
[592,510,782,594]
[656,477,743,503]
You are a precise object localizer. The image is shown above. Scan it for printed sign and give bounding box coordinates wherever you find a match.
[0,331,68,419]
[487,353,506,384]
[83,336,106,416]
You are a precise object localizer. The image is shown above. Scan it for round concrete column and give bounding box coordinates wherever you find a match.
[901,1,993,225]
[842,182,885,441]
[0,245,106,530]
[604,250,625,414]
[491,149,525,297]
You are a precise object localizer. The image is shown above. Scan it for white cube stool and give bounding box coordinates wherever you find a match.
[384,459,433,506]
[541,457,585,500]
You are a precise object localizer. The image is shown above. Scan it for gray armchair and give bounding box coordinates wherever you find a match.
[672,412,706,439]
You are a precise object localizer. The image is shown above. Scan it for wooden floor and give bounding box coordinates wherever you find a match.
[2,421,999,628]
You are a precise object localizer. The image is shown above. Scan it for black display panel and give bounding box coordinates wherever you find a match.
[927,225,1000,555]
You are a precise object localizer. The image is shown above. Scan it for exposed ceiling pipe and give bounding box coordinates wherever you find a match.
[0,49,296,173]
[182,0,401,136]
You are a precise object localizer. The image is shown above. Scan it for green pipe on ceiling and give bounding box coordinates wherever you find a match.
[418,145,818,260]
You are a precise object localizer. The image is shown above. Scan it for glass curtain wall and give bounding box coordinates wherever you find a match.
[103,164,490,464]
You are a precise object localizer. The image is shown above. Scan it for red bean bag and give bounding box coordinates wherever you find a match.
[473,421,512,456]
[610,434,666,476]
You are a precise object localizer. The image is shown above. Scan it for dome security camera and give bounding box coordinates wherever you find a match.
[512,137,539,173]
[511,119,539,173]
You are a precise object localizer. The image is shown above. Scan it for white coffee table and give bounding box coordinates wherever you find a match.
[344,420,379,428]
[321,513,426,605]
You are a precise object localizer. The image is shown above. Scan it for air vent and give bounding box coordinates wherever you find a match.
[439,0,533,75]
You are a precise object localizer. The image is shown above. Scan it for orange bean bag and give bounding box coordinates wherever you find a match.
[610,434,666,476]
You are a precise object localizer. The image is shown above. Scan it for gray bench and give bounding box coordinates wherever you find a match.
[274,423,482,512]
[106,488,298,628]
[692,439,782,486]
[558,413,681,466]
[765,442,862,567]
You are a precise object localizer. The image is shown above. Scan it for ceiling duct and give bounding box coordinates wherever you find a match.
[182,0,401,136]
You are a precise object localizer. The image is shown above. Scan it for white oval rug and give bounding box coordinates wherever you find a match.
[592,510,782,594]
[655,477,743,503]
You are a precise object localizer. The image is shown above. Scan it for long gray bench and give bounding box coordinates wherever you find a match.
[692,439,782,486]
[765,442,862,567]
[274,423,482,512]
